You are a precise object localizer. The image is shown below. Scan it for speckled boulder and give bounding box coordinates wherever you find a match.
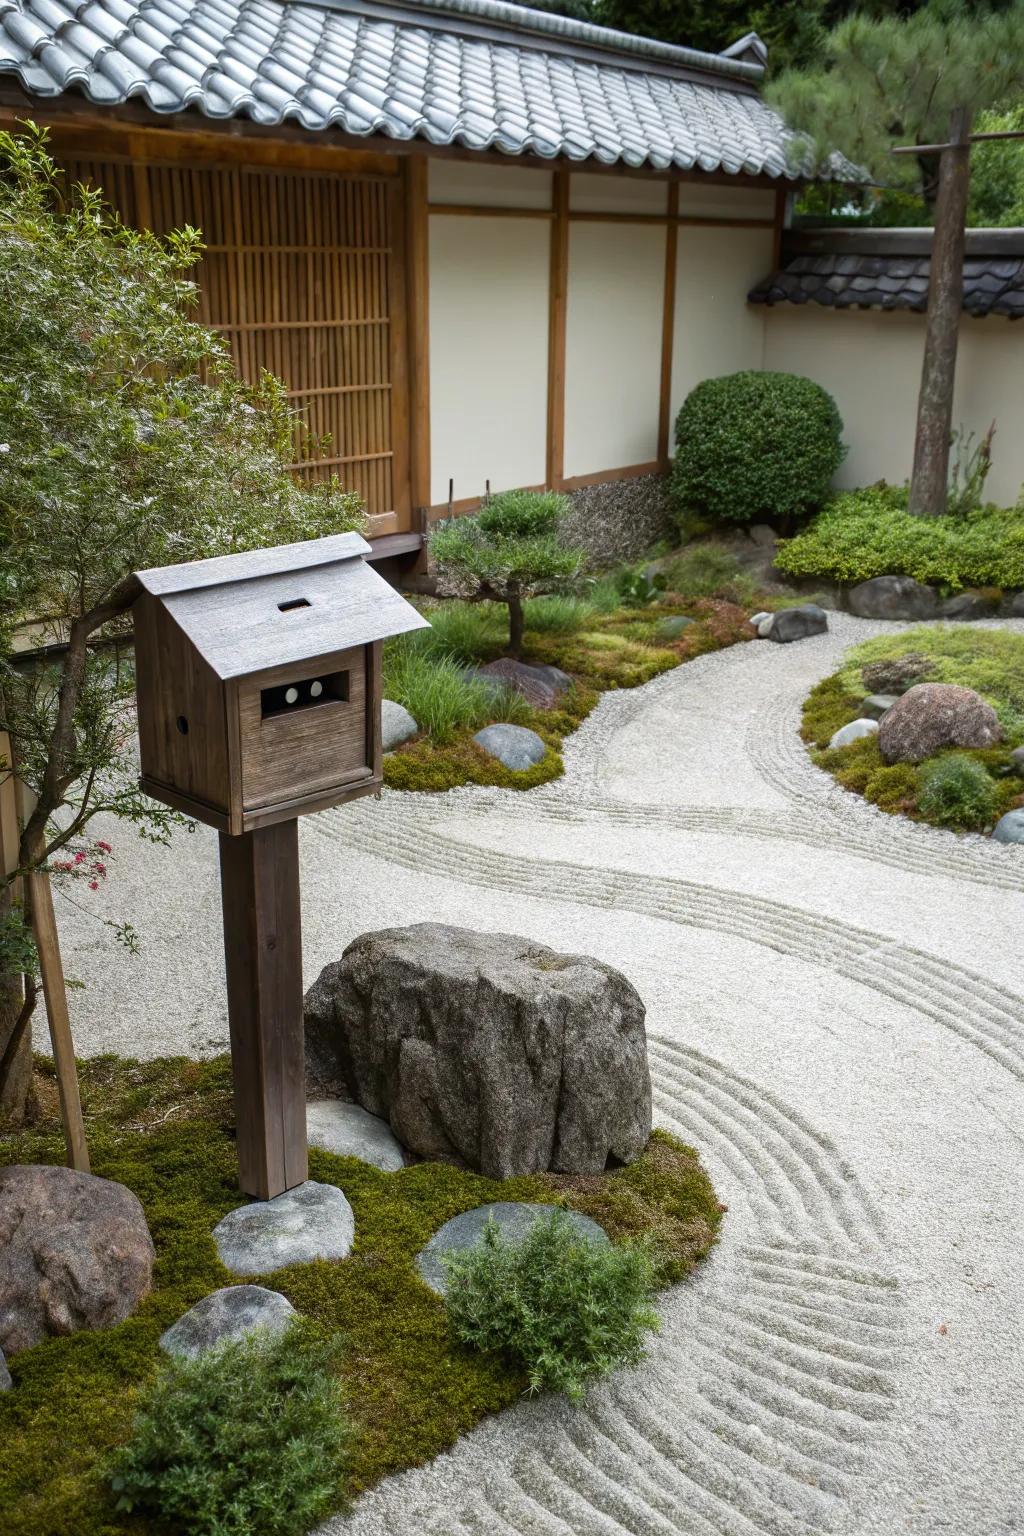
[0,1166,154,1356]
[861,652,935,696]
[878,683,1002,764]
[160,1285,296,1359]
[304,924,652,1179]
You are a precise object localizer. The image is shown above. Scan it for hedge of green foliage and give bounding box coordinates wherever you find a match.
[670,371,845,527]
[444,1209,659,1404]
[0,1056,723,1536]
[803,627,1024,832]
[776,485,1024,589]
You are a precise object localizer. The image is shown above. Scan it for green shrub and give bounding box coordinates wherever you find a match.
[670,371,845,527]
[416,602,507,665]
[430,491,584,658]
[586,573,627,614]
[522,594,596,632]
[108,1325,350,1536]
[661,545,760,606]
[917,754,999,830]
[616,565,668,606]
[776,484,1024,589]
[382,637,529,743]
[442,1208,659,1404]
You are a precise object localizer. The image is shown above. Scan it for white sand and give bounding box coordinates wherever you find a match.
[52,614,1024,1535]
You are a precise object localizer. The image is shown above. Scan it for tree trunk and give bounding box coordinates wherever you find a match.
[908,107,972,518]
[0,882,33,1125]
[507,591,525,659]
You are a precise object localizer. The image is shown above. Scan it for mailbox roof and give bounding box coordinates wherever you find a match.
[135,532,429,679]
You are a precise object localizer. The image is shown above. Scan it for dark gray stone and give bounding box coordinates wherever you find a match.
[829,718,879,749]
[473,723,547,771]
[992,809,1024,845]
[474,659,567,710]
[160,1285,296,1359]
[878,683,1003,764]
[212,1181,354,1276]
[1009,746,1024,775]
[940,591,1001,620]
[767,604,828,643]
[306,1100,406,1171]
[381,699,418,752]
[1002,592,1024,618]
[0,1166,154,1356]
[416,1203,609,1295]
[848,575,939,620]
[861,694,899,721]
[0,1346,10,1391]
[304,924,652,1180]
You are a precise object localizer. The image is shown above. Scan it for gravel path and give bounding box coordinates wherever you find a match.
[53,613,1024,1536]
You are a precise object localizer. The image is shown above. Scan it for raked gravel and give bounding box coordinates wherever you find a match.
[51,612,1024,1536]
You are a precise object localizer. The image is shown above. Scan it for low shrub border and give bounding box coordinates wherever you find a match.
[802,627,1024,833]
[0,1055,723,1536]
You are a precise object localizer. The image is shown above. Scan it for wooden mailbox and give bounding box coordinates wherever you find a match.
[133,533,428,1200]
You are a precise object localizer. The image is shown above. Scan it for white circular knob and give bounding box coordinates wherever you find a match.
[310,680,323,698]
[285,686,299,705]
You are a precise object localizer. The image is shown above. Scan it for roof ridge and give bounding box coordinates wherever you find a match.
[315,0,766,83]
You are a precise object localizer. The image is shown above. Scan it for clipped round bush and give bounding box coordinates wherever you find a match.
[917,754,999,831]
[671,371,845,527]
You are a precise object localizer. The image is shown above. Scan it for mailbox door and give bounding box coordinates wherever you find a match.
[236,646,371,814]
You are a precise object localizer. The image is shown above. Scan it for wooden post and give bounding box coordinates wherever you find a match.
[26,869,90,1172]
[218,819,307,1200]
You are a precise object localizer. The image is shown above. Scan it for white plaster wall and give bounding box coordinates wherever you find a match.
[428,215,550,504]
[670,226,772,424]
[563,221,666,477]
[428,158,553,209]
[762,308,1024,505]
[569,173,667,214]
[677,181,776,220]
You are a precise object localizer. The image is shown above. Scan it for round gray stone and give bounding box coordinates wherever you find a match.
[160,1285,296,1359]
[212,1181,354,1276]
[416,1202,609,1296]
[992,809,1024,845]
[768,604,828,644]
[306,1100,406,1172]
[829,718,880,750]
[381,699,418,752]
[473,724,547,771]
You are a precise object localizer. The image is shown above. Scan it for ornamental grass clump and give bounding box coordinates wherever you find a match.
[430,491,584,658]
[108,1324,350,1536]
[671,371,845,529]
[917,754,999,831]
[442,1208,660,1403]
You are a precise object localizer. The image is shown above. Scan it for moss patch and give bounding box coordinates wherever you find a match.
[0,1057,722,1532]
[803,626,1024,832]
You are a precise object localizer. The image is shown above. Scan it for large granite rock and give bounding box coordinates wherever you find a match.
[767,604,828,644]
[848,576,938,620]
[878,683,1003,764]
[304,924,652,1179]
[160,1285,296,1359]
[861,652,936,696]
[416,1203,609,1295]
[473,723,546,771]
[0,1165,154,1356]
[213,1181,355,1276]
[381,699,418,752]
[306,1100,406,1171]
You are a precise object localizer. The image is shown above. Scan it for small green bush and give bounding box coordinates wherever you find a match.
[382,636,529,743]
[108,1325,350,1536]
[442,1208,659,1404]
[671,371,845,527]
[522,594,596,632]
[416,602,507,665]
[918,754,999,830]
[776,484,1024,589]
[661,545,760,606]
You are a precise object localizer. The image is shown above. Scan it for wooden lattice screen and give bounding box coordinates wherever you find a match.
[60,157,404,518]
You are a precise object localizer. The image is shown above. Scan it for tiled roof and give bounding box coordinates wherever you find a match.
[750,229,1024,318]
[0,0,844,176]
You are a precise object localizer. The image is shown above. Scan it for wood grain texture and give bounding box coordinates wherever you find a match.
[27,870,89,1173]
[658,182,679,471]
[558,460,661,492]
[237,646,368,810]
[405,157,431,517]
[136,532,370,596]
[218,822,307,1199]
[546,169,570,491]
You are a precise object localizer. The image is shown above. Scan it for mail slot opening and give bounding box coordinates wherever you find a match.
[260,670,350,719]
[278,597,311,613]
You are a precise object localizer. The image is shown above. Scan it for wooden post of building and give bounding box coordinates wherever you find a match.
[218,819,307,1200]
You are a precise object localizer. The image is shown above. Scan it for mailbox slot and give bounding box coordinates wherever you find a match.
[260,670,350,719]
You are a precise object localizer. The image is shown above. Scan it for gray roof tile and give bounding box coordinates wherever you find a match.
[0,0,850,177]
[750,246,1024,318]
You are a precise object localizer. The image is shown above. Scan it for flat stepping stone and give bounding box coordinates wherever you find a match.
[473,724,546,771]
[212,1180,354,1276]
[416,1202,608,1296]
[160,1285,295,1359]
[306,1100,405,1171]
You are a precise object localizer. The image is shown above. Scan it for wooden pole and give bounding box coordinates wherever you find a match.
[218,819,307,1200]
[26,868,90,1172]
